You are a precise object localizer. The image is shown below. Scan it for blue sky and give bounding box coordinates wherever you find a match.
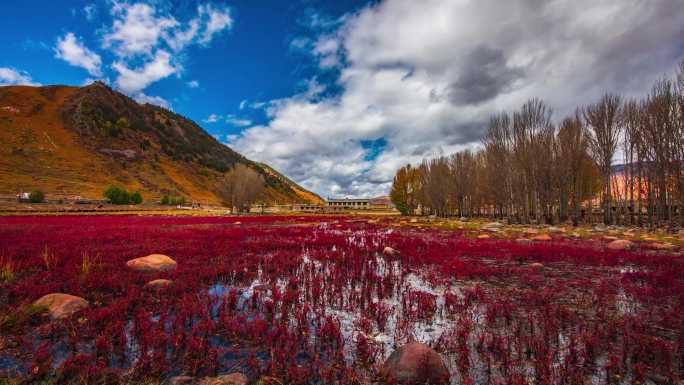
[2,0,683,198]
[1,0,369,136]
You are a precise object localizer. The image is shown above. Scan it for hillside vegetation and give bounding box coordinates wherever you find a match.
[0,82,322,205]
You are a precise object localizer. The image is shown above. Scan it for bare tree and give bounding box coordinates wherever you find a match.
[677,61,684,226]
[482,113,512,219]
[622,99,643,225]
[584,93,622,224]
[217,164,265,213]
[639,79,679,226]
[556,113,592,225]
[418,157,452,217]
[450,150,480,218]
[512,98,553,223]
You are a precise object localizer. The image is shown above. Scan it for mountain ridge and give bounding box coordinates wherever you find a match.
[0,82,322,205]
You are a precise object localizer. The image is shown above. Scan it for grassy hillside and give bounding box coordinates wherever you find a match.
[0,82,321,205]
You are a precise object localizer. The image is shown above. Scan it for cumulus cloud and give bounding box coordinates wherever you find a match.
[203,113,252,127]
[229,0,684,198]
[134,92,171,109]
[0,67,40,86]
[112,50,178,94]
[103,1,232,56]
[55,32,103,76]
[198,4,232,44]
[313,35,342,68]
[101,1,233,97]
[104,2,178,57]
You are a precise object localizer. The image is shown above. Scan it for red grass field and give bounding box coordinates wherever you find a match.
[0,215,682,384]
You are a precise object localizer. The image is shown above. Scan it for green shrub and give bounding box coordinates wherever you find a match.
[103,186,130,205]
[130,191,143,204]
[160,195,185,205]
[28,190,44,203]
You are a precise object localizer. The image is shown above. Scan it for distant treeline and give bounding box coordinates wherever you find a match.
[391,60,684,227]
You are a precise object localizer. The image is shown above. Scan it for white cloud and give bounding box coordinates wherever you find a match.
[230,0,684,198]
[103,2,233,57]
[198,4,232,44]
[0,67,40,86]
[313,35,341,68]
[84,4,97,21]
[290,36,310,51]
[239,99,247,110]
[225,115,252,127]
[104,2,178,57]
[203,113,252,127]
[101,2,234,98]
[55,32,103,76]
[204,113,220,123]
[82,77,111,86]
[112,50,179,94]
[166,18,200,52]
[134,92,171,109]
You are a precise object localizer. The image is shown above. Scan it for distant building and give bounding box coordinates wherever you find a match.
[327,198,371,211]
[325,197,395,211]
[291,203,324,213]
[369,196,395,210]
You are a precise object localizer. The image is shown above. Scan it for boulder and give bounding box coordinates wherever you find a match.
[200,374,248,385]
[531,234,552,241]
[380,342,449,385]
[530,262,544,269]
[647,242,676,251]
[603,236,618,241]
[483,222,503,229]
[477,234,490,239]
[410,218,418,223]
[145,279,173,289]
[607,239,635,251]
[126,254,177,272]
[33,293,88,319]
[168,376,195,385]
[383,247,399,256]
[168,373,248,385]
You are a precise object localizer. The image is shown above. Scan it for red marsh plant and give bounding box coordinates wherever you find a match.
[0,214,681,384]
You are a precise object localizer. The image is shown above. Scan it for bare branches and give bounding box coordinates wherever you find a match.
[217,164,265,213]
[389,60,684,227]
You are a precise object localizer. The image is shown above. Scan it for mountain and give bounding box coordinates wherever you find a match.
[0,82,322,205]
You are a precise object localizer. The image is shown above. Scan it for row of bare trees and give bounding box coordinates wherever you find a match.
[391,61,684,227]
